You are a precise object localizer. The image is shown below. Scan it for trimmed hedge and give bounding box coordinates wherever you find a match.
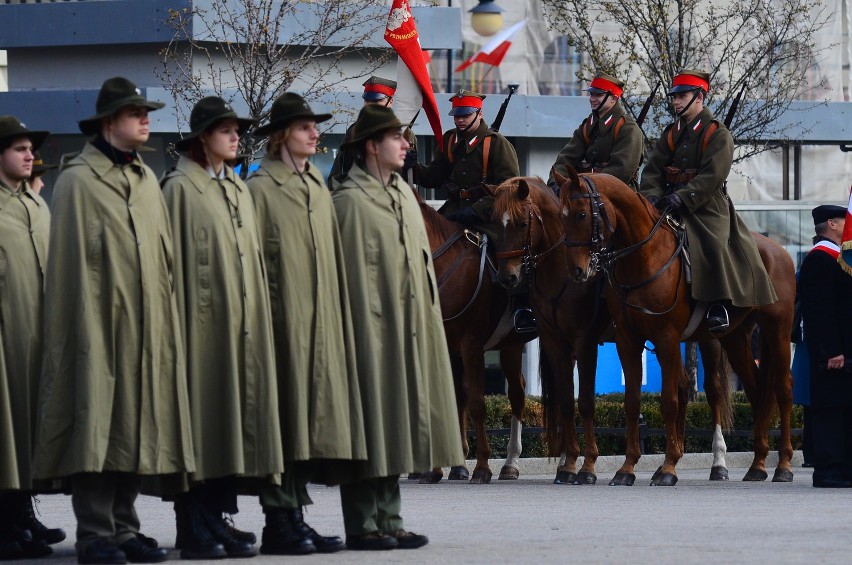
[466,393,804,459]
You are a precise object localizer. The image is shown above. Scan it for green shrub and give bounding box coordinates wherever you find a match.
[466,393,805,459]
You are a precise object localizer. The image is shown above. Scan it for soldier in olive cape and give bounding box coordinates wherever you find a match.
[0,116,64,561]
[548,73,644,189]
[332,104,464,551]
[328,76,396,182]
[639,69,776,332]
[32,77,194,565]
[162,96,285,559]
[247,92,367,556]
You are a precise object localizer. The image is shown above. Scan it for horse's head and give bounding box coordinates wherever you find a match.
[554,167,616,283]
[492,176,551,290]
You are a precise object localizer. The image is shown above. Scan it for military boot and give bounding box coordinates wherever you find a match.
[178,498,227,560]
[288,508,345,553]
[223,515,257,546]
[259,508,315,556]
[201,507,257,558]
[13,495,66,545]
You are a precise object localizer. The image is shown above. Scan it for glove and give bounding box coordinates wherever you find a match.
[403,149,418,171]
[445,207,479,225]
[656,193,683,211]
[646,195,660,206]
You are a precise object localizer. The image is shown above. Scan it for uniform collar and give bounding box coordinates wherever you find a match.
[175,156,242,194]
[0,178,42,211]
[454,119,489,153]
[589,101,626,132]
[257,155,323,187]
[675,106,714,134]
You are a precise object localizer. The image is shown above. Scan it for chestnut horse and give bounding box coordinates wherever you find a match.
[491,177,611,484]
[417,196,535,484]
[554,167,795,486]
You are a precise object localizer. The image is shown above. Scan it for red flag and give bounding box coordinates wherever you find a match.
[385,0,443,151]
[455,20,526,72]
[839,185,852,275]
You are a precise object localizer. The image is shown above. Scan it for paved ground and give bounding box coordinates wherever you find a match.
[28,452,849,565]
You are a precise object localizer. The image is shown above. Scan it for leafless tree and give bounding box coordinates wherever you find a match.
[157,0,390,166]
[541,0,834,162]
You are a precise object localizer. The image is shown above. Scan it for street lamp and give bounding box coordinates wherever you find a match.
[469,0,504,37]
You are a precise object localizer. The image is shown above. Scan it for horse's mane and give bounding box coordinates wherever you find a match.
[492,176,553,223]
[419,200,460,241]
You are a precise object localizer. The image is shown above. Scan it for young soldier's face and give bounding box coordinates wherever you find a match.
[589,91,617,114]
[106,106,151,150]
[202,119,241,162]
[284,119,319,160]
[453,111,481,131]
[372,128,409,170]
[0,136,35,186]
[671,91,704,121]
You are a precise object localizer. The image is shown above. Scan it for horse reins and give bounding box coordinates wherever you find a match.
[432,227,490,322]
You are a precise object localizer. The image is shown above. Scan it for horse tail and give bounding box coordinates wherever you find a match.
[538,350,564,456]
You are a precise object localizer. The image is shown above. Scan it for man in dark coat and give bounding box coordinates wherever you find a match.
[798,204,852,488]
[328,76,397,182]
[639,69,776,332]
[548,73,644,189]
[0,116,63,560]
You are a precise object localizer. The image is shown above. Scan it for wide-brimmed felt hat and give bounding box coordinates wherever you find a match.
[0,115,48,151]
[812,204,847,225]
[78,77,165,135]
[339,105,404,150]
[448,89,486,116]
[175,96,256,151]
[668,70,710,96]
[31,151,58,177]
[254,93,332,137]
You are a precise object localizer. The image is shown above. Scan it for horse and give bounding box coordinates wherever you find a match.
[491,176,741,484]
[554,167,795,486]
[490,176,611,484]
[416,194,536,484]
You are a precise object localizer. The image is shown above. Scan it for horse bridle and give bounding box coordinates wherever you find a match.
[568,175,686,316]
[494,204,565,278]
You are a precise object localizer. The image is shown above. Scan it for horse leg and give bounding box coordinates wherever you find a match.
[499,345,526,480]
[721,328,770,481]
[541,337,580,485]
[575,336,599,485]
[650,337,686,486]
[462,346,492,484]
[761,324,795,482]
[610,335,644,486]
[447,352,470,481]
[699,340,731,480]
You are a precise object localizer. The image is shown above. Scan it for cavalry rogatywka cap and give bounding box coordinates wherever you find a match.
[668,69,711,95]
[0,115,49,151]
[812,204,848,225]
[585,73,624,97]
[253,92,332,137]
[448,90,485,116]
[175,96,256,151]
[78,77,165,135]
[362,76,397,102]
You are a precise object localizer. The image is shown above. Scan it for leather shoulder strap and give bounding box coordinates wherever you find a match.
[481,136,492,182]
[701,121,719,154]
[613,116,625,140]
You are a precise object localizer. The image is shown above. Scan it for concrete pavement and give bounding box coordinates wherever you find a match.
[27,452,849,565]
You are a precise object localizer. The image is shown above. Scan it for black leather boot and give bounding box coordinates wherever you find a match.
[178,499,226,560]
[223,515,257,546]
[288,508,345,553]
[259,508,315,556]
[201,507,257,558]
[14,495,66,545]
[1,505,51,560]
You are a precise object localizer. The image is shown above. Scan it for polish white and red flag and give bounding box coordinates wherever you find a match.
[385,0,444,150]
[455,20,527,72]
[839,185,852,274]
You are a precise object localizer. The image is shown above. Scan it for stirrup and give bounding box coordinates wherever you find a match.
[513,307,537,333]
[706,304,729,333]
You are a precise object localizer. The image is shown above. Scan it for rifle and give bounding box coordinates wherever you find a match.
[491,82,520,132]
[636,81,661,128]
[724,81,748,129]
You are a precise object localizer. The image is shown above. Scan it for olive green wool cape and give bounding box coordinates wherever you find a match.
[0,180,50,491]
[32,143,195,480]
[161,156,284,483]
[247,156,367,483]
[332,164,464,479]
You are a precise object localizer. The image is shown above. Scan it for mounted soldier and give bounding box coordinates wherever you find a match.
[639,69,777,332]
[548,73,644,189]
[410,90,534,331]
